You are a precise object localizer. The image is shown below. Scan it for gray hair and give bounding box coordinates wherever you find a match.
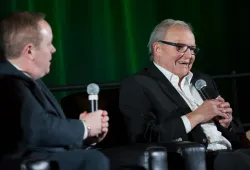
[147,19,193,60]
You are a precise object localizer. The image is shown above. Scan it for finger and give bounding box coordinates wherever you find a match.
[218,108,232,114]
[219,102,230,108]
[217,112,229,119]
[102,122,109,128]
[216,96,225,102]
[224,108,233,116]
[225,108,232,114]
[102,111,108,116]
[210,100,224,106]
[102,116,109,122]
[219,119,230,124]
[101,128,108,133]
[97,110,103,114]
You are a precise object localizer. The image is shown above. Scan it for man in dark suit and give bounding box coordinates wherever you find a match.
[0,11,109,170]
[119,19,250,170]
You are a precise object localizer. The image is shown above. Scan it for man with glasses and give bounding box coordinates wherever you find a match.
[119,19,250,170]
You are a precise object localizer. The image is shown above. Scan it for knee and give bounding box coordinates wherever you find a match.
[214,151,245,170]
[85,150,109,168]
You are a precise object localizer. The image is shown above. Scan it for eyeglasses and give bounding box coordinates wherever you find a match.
[158,40,200,55]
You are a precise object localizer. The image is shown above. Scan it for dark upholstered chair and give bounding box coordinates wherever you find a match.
[0,158,57,170]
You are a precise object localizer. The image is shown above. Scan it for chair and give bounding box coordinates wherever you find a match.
[0,158,56,170]
[61,87,206,170]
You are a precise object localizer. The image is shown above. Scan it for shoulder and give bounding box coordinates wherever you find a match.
[192,71,215,84]
[192,71,212,79]
[121,67,155,87]
[0,76,32,96]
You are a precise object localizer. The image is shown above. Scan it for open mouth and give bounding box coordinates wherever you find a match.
[178,61,190,66]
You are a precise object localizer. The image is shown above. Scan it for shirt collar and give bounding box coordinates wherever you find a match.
[9,62,31,78]
[153,62,193,85]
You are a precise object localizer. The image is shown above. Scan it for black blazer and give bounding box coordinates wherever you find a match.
[0,60,84,159]
[119,64,243,149]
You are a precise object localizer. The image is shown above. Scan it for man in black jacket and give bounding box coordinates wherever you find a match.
[119,19,250,170]
[0,11,109,170]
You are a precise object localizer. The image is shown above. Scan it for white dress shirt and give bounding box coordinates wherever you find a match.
[154,62,232,151]
[10,62,88,140]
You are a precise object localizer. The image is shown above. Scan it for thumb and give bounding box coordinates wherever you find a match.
[79,111,88,119]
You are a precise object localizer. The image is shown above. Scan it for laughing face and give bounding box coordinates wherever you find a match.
[153,25,196,80]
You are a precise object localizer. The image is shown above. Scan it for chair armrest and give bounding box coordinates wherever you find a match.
[21,158,57,170]
[160,141,206,170]
[103,143,168,170]
[1,158,57,170]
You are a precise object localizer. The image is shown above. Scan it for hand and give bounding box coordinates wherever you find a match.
[80,110,103,137]
[187,99,229,128]
[101,111,109,134]
[84,131,109,144]
[216,96,233,128]
[79,110,109,140]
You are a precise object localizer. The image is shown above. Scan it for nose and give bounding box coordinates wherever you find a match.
[51,45,56,53]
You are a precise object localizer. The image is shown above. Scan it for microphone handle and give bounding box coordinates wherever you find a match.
[199,88,209,100]
[90,100,95,112]
[94,100,98,111]
[90,100,98,112]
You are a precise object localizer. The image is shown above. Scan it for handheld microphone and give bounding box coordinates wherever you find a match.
[194,79,219,100]
[87,83,100,112]
[195,79,209,100]
[195,79,225,121]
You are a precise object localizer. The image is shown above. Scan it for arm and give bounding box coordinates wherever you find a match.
[119,77,188,143]
[2,79,84,147]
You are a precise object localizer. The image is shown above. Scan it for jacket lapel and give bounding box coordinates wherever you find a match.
[35,79,66,118]
[147,65,191,111]
[147,65,208,145]
[0,60,66,118]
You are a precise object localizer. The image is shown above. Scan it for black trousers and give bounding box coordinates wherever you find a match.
[207,149,250,170]
[26,149,110,170]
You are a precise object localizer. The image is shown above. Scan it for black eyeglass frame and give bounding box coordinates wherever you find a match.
[158,40,200,55]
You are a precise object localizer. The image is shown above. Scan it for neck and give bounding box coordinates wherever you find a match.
[153,61,185,87]
[8,58,24,70]
[7,58,38,79]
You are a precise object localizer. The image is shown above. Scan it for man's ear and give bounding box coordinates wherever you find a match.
[152,41,161,60]
[22,43,34,60]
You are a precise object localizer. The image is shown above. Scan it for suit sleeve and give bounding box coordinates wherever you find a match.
[209,76,244,148]
[119,76,187,143]
[2,79,84,148]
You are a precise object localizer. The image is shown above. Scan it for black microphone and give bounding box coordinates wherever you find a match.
[194,79,219,100]
[195,79,226,122]
[87,83,100,112]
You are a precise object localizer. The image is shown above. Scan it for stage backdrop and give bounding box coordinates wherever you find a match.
[0,0,250,105]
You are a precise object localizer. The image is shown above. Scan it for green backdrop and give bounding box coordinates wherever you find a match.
[1,0,250,101]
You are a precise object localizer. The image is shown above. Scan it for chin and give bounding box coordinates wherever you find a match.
[46,68,50,74]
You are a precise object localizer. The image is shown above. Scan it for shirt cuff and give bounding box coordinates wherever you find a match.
[81,120,88,140]
[181,115,192,133]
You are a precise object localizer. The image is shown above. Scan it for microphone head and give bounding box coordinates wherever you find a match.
[87,83,100,95]
[195,79,207,91]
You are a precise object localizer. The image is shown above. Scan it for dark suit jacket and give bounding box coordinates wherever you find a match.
[0,60,85,159]
[119,64,243,149]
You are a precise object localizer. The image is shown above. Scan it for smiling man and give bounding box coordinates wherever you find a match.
[119,19,250,170]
